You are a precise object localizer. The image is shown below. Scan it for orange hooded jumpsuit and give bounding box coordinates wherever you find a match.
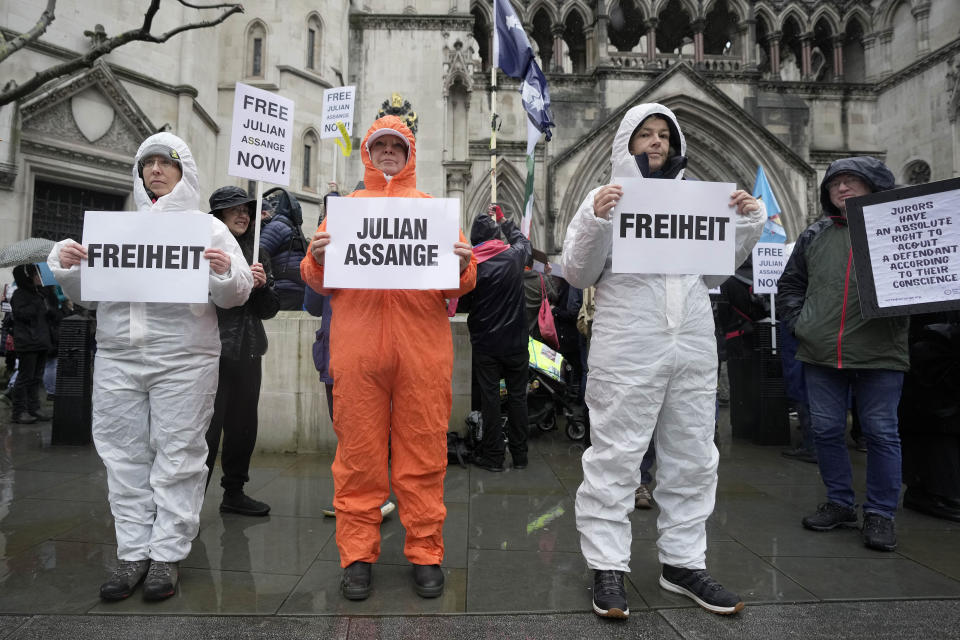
[301,116,477,567]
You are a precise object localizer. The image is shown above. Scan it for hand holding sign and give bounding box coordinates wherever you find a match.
[593,184,624,220]
[59,241,87,268]
[310,230,331,266]
[730,190,760,216]
[454,241,474,274]
[204,248,232,275]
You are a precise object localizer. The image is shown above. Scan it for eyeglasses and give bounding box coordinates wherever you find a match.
[141,156,178,172]
[827,174,865,193]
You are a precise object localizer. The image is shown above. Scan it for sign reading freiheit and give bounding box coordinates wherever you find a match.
[228,82,295,185]
[611,178,736,275]
[81,211,212,303]
[321,86,356,140]
[323,197,461,290]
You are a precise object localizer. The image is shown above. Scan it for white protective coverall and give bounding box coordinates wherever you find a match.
[48,132,252,562]
[561,104,764,571]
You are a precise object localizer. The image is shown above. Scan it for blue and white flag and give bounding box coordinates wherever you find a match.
[752,165,782,218]
[493,0,533,79]
[522,61,554,145]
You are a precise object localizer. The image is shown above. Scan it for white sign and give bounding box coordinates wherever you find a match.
[861,189,960,307]
[323,197,461,290]
[752,243,787,294]
[81,211,212,303]
[228,82,295,185]
[612,178,737,275]
[320,86,356,140]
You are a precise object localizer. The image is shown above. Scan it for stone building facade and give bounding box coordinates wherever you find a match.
[2,0,959,260]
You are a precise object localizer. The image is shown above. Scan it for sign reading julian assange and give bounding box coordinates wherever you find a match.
[612,178,737,276]
[752,243,788,294]
[323,197,461,290]
[845,178,960,319]
[228,82,295,186]
[81,211,212,303]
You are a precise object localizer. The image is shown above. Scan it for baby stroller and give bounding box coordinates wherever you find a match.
[502,336,586,440]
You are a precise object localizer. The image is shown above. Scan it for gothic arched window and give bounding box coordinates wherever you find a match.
[247,21,267,78]
[306,15,322,71]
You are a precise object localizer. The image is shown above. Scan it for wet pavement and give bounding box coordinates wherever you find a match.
[1,397,959,639]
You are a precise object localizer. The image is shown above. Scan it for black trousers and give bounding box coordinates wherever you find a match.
[473,349,528,463]
[12,350,45,416]
[206,356,263,493]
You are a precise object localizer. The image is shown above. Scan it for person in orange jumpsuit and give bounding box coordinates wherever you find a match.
[301,115,476,601]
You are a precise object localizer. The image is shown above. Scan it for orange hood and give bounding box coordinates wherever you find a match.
[359,115,418,193]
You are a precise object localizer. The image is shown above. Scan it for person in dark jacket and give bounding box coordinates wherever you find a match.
[458,204,532,471]
[205,186,281,516]
[259,188,308,310]
[777,156,909,552]
[9,264,53,424]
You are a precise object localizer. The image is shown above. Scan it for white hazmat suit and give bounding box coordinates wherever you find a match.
[561,104,764,571]
[49,132,253,562]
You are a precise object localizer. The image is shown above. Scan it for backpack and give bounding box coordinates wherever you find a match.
[447,410,485,467]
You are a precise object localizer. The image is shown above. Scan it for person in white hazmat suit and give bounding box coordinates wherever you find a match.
[560,104,764,618]
[48,132,253,601]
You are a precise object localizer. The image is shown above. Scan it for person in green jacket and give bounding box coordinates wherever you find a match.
[778,156,908,553]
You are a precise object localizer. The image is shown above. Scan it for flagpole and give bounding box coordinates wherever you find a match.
[490,56,498,209]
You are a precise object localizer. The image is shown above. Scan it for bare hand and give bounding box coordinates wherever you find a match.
[204,248,231,275]
[454,241,473,274]
[593,184,623,220]
[251,262,266,288]
[310,231,331,266]
[59,241,87,268]
[543,262,553,275]
[729,190,760,216]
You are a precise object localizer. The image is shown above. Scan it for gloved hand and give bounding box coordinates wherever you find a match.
[489,204,505,222]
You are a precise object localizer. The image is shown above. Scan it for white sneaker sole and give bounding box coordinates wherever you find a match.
[592,600,629,619]
[659,575,744,615]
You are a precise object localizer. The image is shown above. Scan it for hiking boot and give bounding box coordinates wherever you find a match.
[220,491,270,516]
[11,413,36,424]
[802,502,858,531]
[592,570,628,619]
[142,561,179,601]
[660,565,744,615]
[341,561,372,600]
[99,559,150,601]
[634,484,653,510]
[29,410,51,421]
[862,512,897,552]
[473,457,504,472]
[412,563,444,598]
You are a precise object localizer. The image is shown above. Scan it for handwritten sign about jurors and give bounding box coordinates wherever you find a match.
[228,83,295,185]
[323,197,461,290]
[752,244,787,294]
[612,178,736,276]
[861,189,960,308]
[81,211,212,303]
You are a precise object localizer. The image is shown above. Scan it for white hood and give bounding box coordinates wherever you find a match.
[133,132,201,213]
[610,103,686,180]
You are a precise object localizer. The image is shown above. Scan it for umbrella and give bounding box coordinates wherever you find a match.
[0,237,56,268]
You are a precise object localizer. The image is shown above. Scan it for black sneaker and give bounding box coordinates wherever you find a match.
[781,447,817,464]
[99,559,150,600]
[473,457,504,472]
[862,512,897,552]
[592,570,629,619]
[220,491,270,516]
[341,561,372,600]
[659,565,744,615]
[802,502,858,531]
[142,560,179,601]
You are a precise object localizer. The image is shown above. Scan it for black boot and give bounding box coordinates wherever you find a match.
[220,490,270,516]
[412,564,444,598]
[341,561,372,600]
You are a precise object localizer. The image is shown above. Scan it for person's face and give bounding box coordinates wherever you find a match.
[260,207,272,222]
[827,172,871,212]
[141,154,182,197]
[628,116,671,172]
[222,204,251,236]
[370,134,408,176]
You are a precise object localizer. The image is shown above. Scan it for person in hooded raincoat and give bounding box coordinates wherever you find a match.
[560,103,764,618]
[300,115,476,601]
[48,132,253,602]
[777,157,909,552]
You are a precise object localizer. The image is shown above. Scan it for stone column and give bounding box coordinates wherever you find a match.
[913,2,931,54]
[584,24,596,69]
[766,32,781,77]
[740,18,756,69]
[645,18,658,61]
[878,28,893,76]
[552,24,565,73]
[692,18,705,65]
[832,34,845,81]
[800,32,813,79]
[595,12,609,65]
[863,33,877,80]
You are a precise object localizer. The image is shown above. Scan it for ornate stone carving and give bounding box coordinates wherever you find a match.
[443,33,477,96]
[350,13,473,32]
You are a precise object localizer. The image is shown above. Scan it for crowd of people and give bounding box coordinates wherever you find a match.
[0,101,955,621]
